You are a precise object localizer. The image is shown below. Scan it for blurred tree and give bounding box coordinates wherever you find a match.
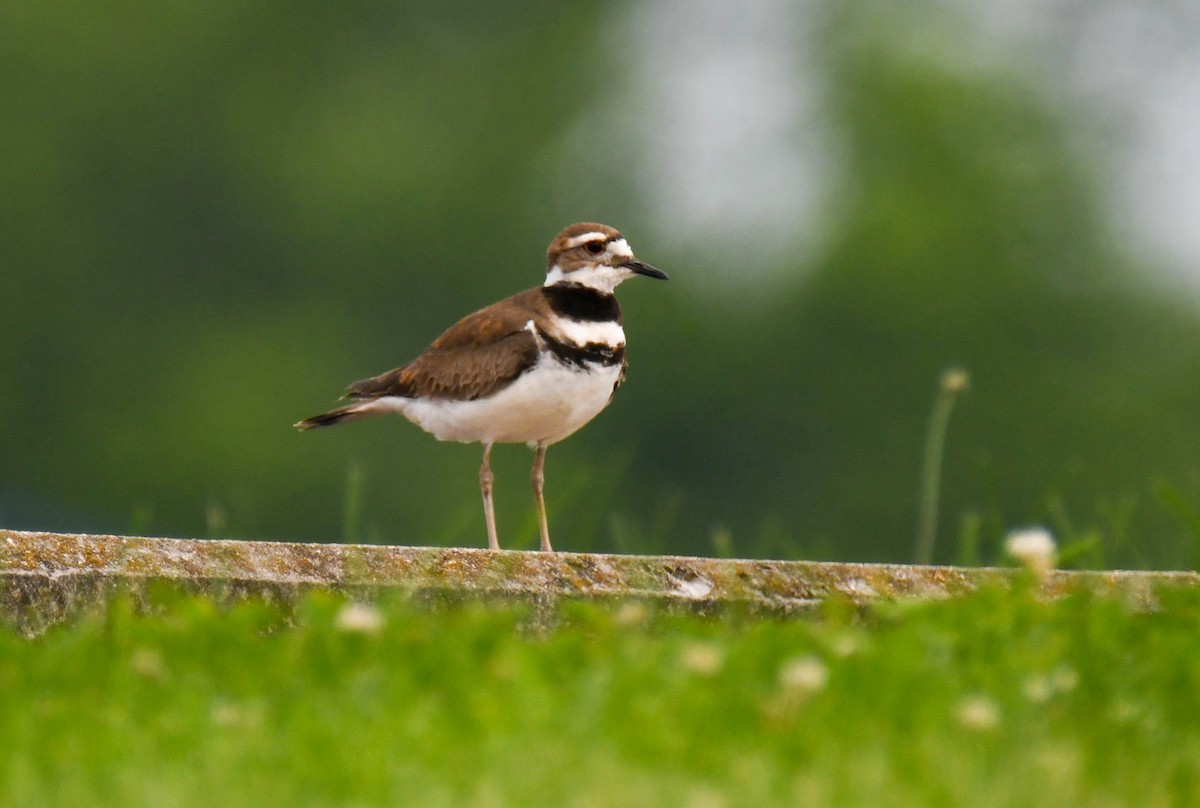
[0,0,617,541]
[622,3,1200,564]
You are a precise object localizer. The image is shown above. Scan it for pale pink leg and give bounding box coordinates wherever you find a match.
[479,443,500,551]
[531,443,552,552]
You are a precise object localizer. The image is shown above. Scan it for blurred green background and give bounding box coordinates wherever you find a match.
[3,0,1200,566]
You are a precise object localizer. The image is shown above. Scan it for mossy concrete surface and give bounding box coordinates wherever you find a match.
[3,529,1198,631]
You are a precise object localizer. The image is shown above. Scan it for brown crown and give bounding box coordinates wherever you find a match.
[546,222,625,271]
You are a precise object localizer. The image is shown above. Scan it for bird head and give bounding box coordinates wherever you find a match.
[544,222,668,292]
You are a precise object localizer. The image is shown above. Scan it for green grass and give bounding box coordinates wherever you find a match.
[3,582,1200,807]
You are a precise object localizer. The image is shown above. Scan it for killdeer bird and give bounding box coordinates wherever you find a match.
[295,222,668,552]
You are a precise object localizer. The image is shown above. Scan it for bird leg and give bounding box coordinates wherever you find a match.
[479,442,499,551]
[531,443,552,552]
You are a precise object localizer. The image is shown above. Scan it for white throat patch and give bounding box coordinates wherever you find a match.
[544,264,634,293]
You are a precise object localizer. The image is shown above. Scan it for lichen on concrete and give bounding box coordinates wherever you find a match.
[3,528,1198,634]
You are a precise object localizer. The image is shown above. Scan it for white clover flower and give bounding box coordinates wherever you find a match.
[1050,665,1078,694]
[614,601,650,626]
[130,647,166,680]
[1022,674,1053,704]
[940,367,970,394]
[956,694,1002,731]
[778,655,829,695]
[679,642,724,676]
[211,699,263,729]
[1110,700,1140,724]
[1024,665,1078,703]
[335,602,385,635]
[1004,527,1058,576]
[829,632,865,659]
[211,701,245,727]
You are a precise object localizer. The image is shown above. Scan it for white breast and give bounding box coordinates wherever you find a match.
[395,357,624,447]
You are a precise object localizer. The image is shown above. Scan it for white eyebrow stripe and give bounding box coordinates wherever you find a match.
[563,231,612,249]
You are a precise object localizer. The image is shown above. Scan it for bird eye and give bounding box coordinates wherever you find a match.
[584,241,605,255]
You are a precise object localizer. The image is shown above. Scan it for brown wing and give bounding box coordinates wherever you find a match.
[343,290,544,402]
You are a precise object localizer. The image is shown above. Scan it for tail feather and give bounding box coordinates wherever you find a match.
[293,401,379,431]
[342,366,410,400]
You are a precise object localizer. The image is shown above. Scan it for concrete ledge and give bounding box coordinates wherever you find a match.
[4,529,1198,631]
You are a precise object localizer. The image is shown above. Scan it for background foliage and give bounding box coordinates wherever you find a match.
[3,0,1200,564]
